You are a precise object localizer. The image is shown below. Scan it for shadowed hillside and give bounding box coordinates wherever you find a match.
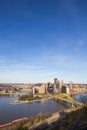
[21,105,87,130]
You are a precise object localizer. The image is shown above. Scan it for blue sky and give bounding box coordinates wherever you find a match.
[0,0,87,83]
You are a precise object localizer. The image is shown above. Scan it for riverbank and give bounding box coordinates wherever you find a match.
[0,92,19,96]
[23,105,87,130]
[0,105,86,130]
[12,92,87,104]
[71,91,87,96]
[0,117,28,130]
[0,113,52,130]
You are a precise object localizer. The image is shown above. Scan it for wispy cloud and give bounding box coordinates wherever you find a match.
[0,37,87,83]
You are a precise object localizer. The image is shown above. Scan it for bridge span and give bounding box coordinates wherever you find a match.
[54,93,83,107]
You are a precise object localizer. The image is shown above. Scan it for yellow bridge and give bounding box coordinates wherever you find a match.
[54,93,83,107]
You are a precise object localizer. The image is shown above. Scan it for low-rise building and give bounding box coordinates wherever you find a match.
[0,90,5,94]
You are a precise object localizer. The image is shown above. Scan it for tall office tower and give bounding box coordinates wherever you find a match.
[61,80,64,87]
[59,80,62,92]
[60,80,64,92]
[56,80,59,91]
[56,80,61,92]
[54,78,57,85]
[69,81,73,90]
[54,78,62,93]
[54,78,57,93]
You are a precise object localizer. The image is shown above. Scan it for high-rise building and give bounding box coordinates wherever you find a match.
[56,80,60,91]
[54,78,61,93]
[54,78,64,93]
[61,85,70,94]
[54,78,57,84]
[69,81,73,90]
[61,80,64,87]
[54,78,57,93]
[48,84,54,93]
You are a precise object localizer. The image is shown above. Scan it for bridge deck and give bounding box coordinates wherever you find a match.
[55,93,82,106]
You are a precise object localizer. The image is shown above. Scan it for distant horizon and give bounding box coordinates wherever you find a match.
[0,81,87,85]
[0,0,87,83]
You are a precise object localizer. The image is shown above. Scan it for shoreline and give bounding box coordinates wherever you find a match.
[0,117,28,129]
[0,106,83,129]
[11,92,87,104]
[11,98,53,104]
[71,91,87,96]
[0,93,86,129]
[0,92,19,96]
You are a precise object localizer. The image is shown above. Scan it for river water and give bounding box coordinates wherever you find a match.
[0,93,87,125]
[0,94,66,125]
[73,93,87,103]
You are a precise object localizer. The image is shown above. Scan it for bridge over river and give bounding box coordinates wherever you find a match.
[54,93,83,107]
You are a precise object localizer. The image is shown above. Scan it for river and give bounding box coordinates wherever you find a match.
[0,94,66,125]
[0,93,87,125]
[73,93,87,103]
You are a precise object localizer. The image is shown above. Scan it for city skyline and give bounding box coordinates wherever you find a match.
[0,0,87,83]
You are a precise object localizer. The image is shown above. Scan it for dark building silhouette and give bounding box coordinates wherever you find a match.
[61,86,67,93]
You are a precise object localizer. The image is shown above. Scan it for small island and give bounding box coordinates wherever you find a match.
[18,94,42,101]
